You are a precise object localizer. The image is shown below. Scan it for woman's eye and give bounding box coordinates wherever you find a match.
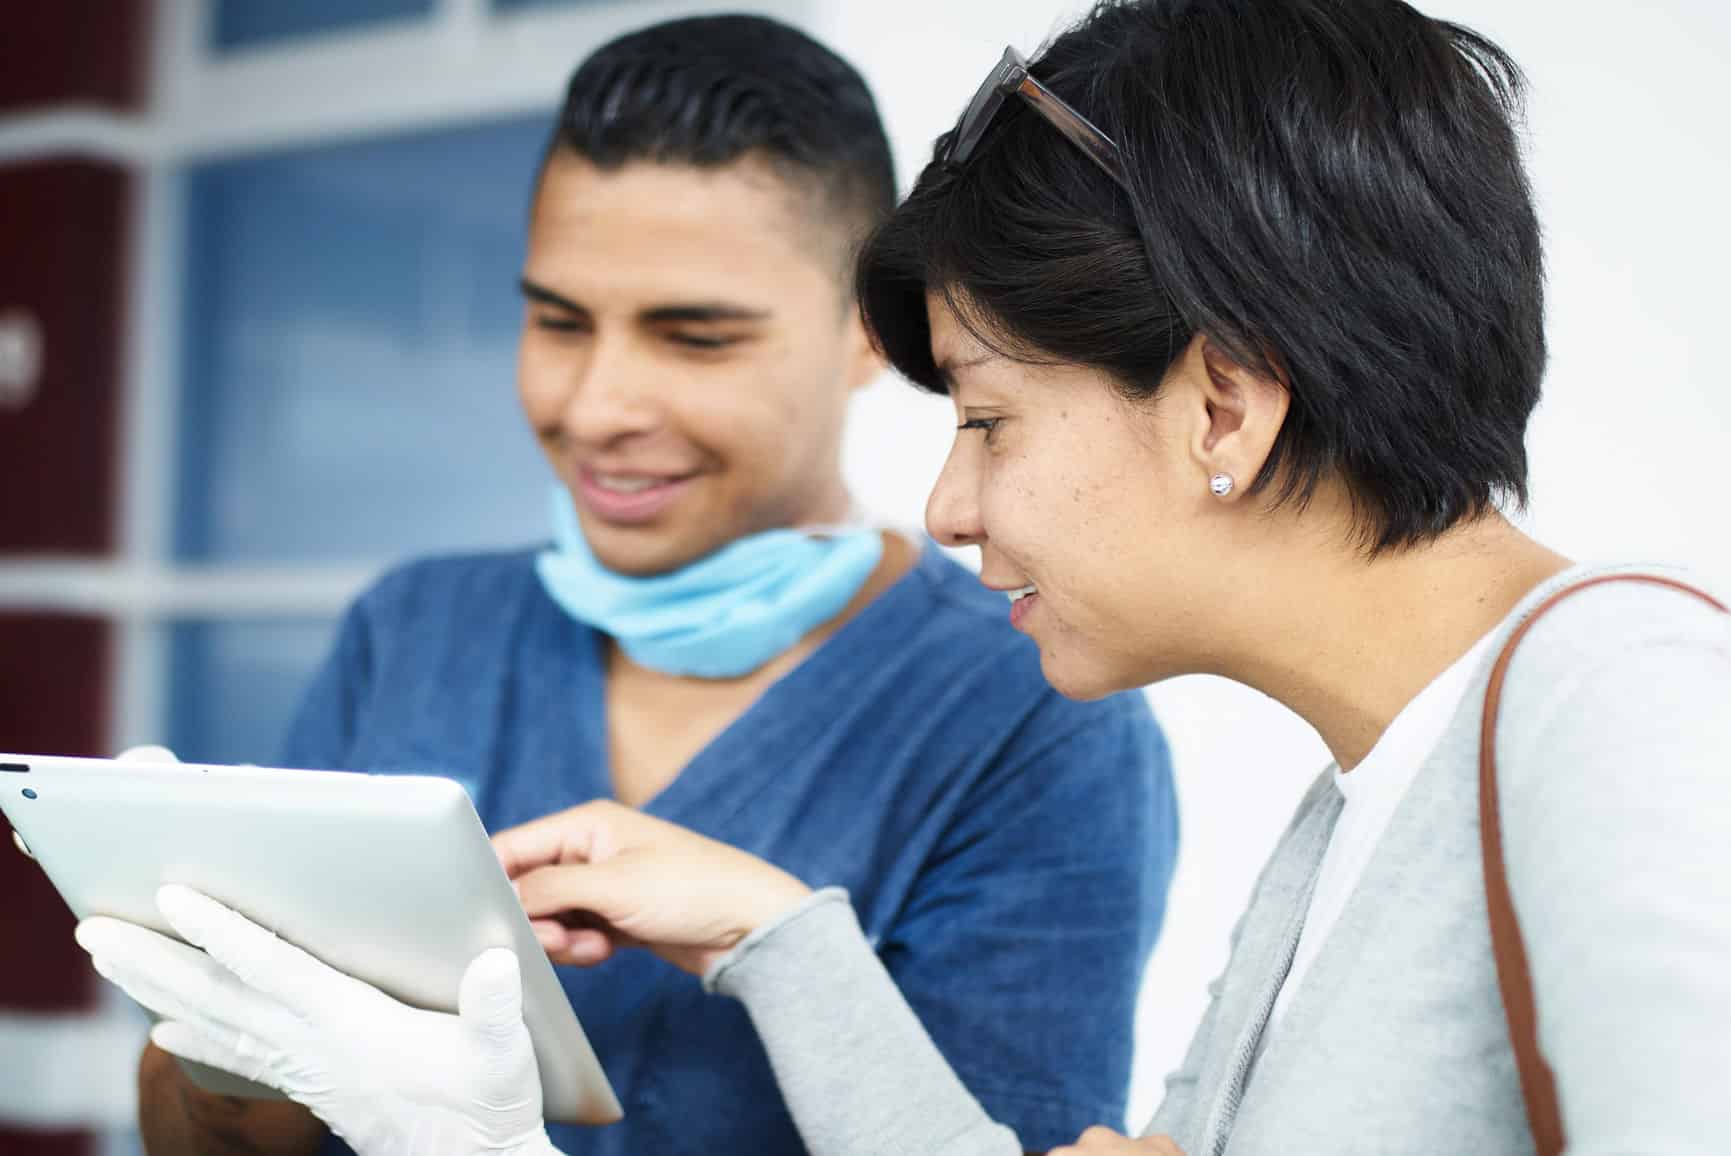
[957,416,1002,441]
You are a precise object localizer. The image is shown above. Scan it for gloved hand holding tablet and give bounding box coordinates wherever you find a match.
[76,884,563,1156]
[0,747,620,1139]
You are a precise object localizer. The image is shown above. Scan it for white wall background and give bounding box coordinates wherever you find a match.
[818,0,1731,1127]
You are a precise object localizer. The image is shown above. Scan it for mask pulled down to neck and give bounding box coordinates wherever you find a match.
[534,486,884,679]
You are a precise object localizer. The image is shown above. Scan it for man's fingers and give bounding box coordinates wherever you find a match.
[76,917,212,1022]
[457,948,525,1043]
[76,917,289,1045]
[86,943,199,1024]
[115,745,179,765]
[492,803,614,879]
[150,1020,280,1088]
[156,886,339,1015]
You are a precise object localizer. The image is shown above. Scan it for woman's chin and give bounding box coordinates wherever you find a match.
[1034,646,1141,702]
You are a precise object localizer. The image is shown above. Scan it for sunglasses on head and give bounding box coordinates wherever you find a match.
[942,45,1132,195]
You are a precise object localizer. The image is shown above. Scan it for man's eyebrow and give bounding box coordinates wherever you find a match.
[518,281,768,325]
[519,278,582,312]
[641,303,772,325]
[934,351,996,389]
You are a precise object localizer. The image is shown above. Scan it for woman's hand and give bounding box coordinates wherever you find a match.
[75,886,560,1156]
[1051,1128,1186,1155]
[493,800,812,977]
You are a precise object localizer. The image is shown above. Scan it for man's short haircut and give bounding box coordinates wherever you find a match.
[547,14,896,277]
[859,0,1547,551]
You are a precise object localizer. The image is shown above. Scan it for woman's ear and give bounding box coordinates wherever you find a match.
[1187,334,1291,496]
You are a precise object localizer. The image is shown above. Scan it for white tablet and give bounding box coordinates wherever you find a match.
[0,752,622,1126]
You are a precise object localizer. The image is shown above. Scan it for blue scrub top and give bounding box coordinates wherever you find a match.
[291,541,1177,1154]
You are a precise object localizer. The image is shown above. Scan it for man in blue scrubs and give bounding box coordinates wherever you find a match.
[136,15,1176,1156]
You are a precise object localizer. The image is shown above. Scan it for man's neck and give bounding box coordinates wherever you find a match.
[603,529,918,807]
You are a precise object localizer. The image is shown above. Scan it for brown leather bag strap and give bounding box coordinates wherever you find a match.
[1479,573,1728,1156]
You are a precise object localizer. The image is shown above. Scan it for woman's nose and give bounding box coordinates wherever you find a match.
[925,444,985,549]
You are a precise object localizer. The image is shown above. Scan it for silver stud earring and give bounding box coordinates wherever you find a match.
[1210,473,1236,498]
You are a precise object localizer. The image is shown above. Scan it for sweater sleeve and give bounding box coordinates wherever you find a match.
[1496,583,1731,1153]
[704,889,1024,1156]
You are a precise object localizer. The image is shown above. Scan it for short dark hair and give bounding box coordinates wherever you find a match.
[547,14,896,276]
[859,0,1546,551]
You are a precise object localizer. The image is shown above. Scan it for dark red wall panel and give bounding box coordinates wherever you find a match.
[0,2,149,115]
[0,613,110,1014]
[0,2,146,1149]
[0,1128,93,1156]
[0,162,129,555]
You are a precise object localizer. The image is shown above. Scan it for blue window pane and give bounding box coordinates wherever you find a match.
[178,115,556,563]
[212,0,435,53]
[168,619,339,766]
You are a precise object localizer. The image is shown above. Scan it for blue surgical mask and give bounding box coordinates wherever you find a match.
[534,486,885,679]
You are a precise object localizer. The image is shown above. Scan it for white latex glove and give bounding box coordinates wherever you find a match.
[76,885,564,1156]
[117,744,181,764]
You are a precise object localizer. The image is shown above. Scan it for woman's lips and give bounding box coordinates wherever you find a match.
[1009,590,1040,630]
[574,468,696,526]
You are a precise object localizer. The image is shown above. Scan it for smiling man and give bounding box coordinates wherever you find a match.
[134,15,1177,1156]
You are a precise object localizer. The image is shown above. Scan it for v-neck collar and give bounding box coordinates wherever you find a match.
[570,538,944,826]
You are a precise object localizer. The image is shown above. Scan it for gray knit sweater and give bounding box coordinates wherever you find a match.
[702,565,1731,1155]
